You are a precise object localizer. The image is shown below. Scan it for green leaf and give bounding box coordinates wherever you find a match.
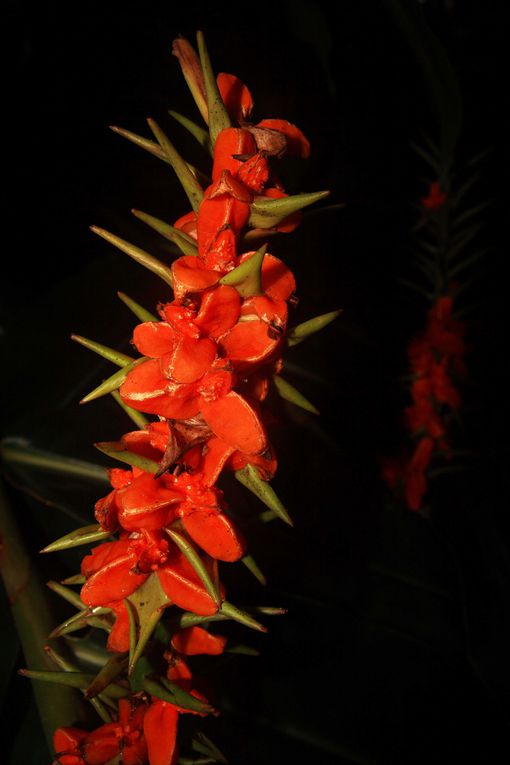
[110,390,150,429]
[165,527,221,607]
[90,226,174,287]
[46,581,84,610]
[132,209,198,257]
[71,334,134,367]
[61,573,86,585]
[171,37,209,123]
[94,441,159,473]
[19,669,95,690]
[219,243,266,296]
[273,374,319,415]
[41,523,110,554]
[0,441,109,483]
[147,119,204,213]
[169,109,212,154]
[249,190,330,229]
[287,309,342,346]
[143,676,216,714]
[219,601,267,632]
[49,606,112,638]
[111,125,169,162]
[241,554,267,586]
[191,732,228,764]
[117,291,157,322]
[235,464,293,526]
[196,31,231,144]
[80,357,147,404]
[85,653,129,699]
[126,573,171,674]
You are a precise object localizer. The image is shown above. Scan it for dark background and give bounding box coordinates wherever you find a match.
[2,1,509,763]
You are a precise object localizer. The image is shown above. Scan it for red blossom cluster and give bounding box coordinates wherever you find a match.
[383,295,466,511]
[50,34,320,765]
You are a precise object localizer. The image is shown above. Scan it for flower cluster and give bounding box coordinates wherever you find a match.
[44,33,329,765]
[383,295,466,511]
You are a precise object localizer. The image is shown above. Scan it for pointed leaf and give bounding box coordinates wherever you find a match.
[117,291,157,322]
[235,464,293,526]
[191,732,228,764]
[169,109,212,154]
[0,441,109,483]
[172,37,209,123]
[41,524,110,554]
[273,374,319,414]
[90,226,174,286]
[126,573,171,674]
[219,601,267,632]
[85,654,129,699]
[147,119,204,213]
[110,389,150,429]
[448,248,488,279]
[80,357,148,404]
[287,309,342,346]
[249,190,330,228]
[143,677,215,714]
[49,607,112,638]
[94,441,159,473]
[241,554,267,586]
[46,581,84,610]
[61,573,86,585]
[110,125,168,162]
[125,598,137,670]
[132,209,198,256]
[19,669,95,690]
[196,30,231,143]
[165,528,221,607]
[219,244,266,296]
[71,335,134,367]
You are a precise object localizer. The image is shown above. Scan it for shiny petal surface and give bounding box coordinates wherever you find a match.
[116,473,182,531]
[182,507,246,561]
[217,73,254,121]
[201,391,267,455]
[144,700,179,765]
[133,322,179,358]
[172,625,227,655]
[157,550,219,615]
[196,284,241,339]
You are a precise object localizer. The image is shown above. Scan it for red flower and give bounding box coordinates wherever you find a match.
[420,181,446,210]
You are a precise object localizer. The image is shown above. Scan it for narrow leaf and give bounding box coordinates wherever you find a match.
[172,37,209,123]
[85,653,129,699]
[0,440,108,483]
[110,390,150,429]
[143,677,215,714]
[235,464,293,526]
[219,601,267,632]
[169,109,212,154]
[61,573,86,585]
[41,524,110,554]
[117,291,157,322]
[80,357,148,404]
[147,119,204,213]
[249,190,330,229]
[196,30,231,143]
[71,335,134,367]
[90,226,174,287]
[49,607,112,638]
[165,527,221,607]
[273,374,319,414]
[94,441,159,473]
[125,598,137,670]
[46,581,84,610]
[241,554,267,586]
[132,209,198,256]
[287,309,342,346]
[19,669,94,690]
[127,574,171,674]
[219,243,266,296]
[192,732,228,764]
[110,125,168,162]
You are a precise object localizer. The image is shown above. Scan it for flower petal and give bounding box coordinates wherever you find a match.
[144,700,179,765]
[201,391,267,455]
[161,336,217,384]
[120,358,199,419]
[132,322,179,358]
[182,507,246,562]
[171,625,227,655]
[171,255,219,301]
[217,73,254,121]
[212,127,255,181]
[81,543,148,607]
[157,549,219,615]
[196,284,241,339]
[256,118,310,158]
[116,473,182,532]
